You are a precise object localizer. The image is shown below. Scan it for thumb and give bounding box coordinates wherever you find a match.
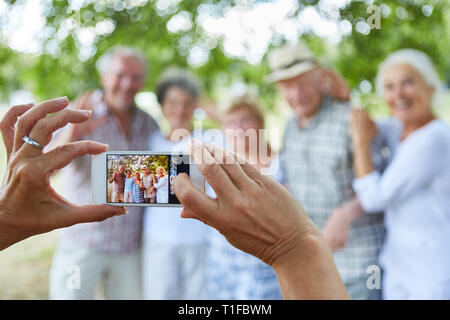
[173,173,217,221]
[41,140,108,174]
[62,204,127,227]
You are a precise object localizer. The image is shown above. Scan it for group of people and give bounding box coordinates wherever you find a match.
[0,40,448,300]
[109,164,168,204]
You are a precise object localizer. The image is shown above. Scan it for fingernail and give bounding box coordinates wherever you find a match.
[55,96,69,103]
[114,207,127,215]
[80,110,92,116]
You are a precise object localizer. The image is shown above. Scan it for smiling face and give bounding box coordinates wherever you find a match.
[161,87,197,131]
[101,55,145,111]
[382,63,434,126]
[223,106,262,132]
[156,167,165,177]
[223,105,263,153]
[277,68,324,120]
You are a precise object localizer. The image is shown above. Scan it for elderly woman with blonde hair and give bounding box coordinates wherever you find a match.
[152,166,168,204]
[350,49,450,299]
[206,95,283,300]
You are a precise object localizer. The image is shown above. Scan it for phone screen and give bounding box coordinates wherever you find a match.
[106,153,189,205]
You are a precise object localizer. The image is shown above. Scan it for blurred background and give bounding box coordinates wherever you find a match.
[0,0,449,299]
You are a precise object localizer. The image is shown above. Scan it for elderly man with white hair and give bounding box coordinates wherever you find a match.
[349,49,450,299]
[49,46,159,299]
[269,41,388,300]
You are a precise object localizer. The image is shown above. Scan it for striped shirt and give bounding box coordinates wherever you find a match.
[132,180,145,203]
[280,95,387,284]
[141,174,155,199]
[58,90,159,253]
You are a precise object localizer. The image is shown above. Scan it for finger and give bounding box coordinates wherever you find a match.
[327,237,339,252]
[326,70,350,100]
[0,103,34,157]
[72,91,94,110]
[21,109,92,157]
[226,150,272,189]
[351,110,365,127]
[180,207,206,223]
[39,140,108,173]
[332,241,343,252]
[86,116,108,132]
[173,173,217,221]
[68,114,107,142]
[328,232,345,251]
[327,69,346,88]
[61,204,126,227]
[351,108,362,119]
[230,150,265,181]
[13,97,69,153]
[188,140,239,197]
[203,143,255,190]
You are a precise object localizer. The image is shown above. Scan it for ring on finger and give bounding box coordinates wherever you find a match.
[22,135,43,150]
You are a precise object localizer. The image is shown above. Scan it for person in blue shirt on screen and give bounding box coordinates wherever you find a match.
[124,169,134,203]
[132,172,145,203]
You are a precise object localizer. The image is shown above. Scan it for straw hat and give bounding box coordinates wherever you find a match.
[266,41,319,83]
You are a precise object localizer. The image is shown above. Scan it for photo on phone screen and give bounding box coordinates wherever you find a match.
[106,153,189,205]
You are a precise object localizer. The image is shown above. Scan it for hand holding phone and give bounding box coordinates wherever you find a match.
[92,151,204,207]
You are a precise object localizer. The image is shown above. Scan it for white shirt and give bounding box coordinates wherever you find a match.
[353,118,450,297]
[154,175,168,203]
[143,132,209,245]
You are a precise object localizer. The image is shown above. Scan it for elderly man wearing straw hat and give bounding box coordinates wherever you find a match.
[268,41,387,300]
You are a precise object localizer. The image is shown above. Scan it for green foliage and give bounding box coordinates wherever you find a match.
[0,0,448,109]
[107,154,168,177]
[336,0,450,90]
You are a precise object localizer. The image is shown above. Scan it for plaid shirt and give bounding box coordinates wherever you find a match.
[280,96,387,284]
[141,174,155,199]
[58,90,159,253]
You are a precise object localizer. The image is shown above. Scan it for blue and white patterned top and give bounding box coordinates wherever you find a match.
[124,177,134,193]
[206,156,283,300]
[132,180,144,203]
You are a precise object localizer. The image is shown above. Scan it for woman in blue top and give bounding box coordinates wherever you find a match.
[132,172,145,203]
[124,169,134,203]
[207,97,283,300]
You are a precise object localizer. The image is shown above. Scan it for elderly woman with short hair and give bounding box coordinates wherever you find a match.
[206,97,283,300]
[142,70,210,300]
[152,166,168,204]
[351,49,450,299]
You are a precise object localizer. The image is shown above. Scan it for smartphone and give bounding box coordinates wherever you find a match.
[92,151,204,207]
